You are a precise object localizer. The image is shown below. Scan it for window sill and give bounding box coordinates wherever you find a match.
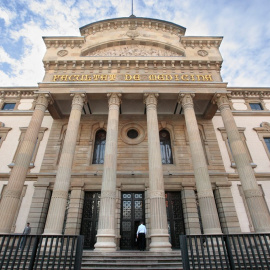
[231,162,257,168]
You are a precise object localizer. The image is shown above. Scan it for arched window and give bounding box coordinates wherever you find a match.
[160,130,173,164]
[92,129,106,164]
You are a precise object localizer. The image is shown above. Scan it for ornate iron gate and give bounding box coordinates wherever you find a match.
[166,191,185,248]
[80,192,100,249]
[120,192,144,250]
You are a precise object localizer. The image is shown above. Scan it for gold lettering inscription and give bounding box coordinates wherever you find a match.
[149,74,157,81]
[109,74,116,81]
[125,74,132,81]
[181,75,189,81]
[51,73,215,82]
[204,75,213,81]
[196,75,205,81]
[53,75,61,81]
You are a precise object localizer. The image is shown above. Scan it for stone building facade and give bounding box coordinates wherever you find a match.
[1,17,270,251]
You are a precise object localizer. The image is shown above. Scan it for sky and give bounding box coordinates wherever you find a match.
[0,0,270,87]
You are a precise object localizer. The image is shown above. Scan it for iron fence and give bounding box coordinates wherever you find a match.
[180,234,270,270]
[0,234,84,270]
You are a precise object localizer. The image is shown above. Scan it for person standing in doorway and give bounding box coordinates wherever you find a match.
[136,221,146,251]
[20,222,31,249]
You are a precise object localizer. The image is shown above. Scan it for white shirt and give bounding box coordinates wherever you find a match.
[137,224,147,236]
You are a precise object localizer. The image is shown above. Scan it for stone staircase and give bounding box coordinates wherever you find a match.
[81,250,182,269]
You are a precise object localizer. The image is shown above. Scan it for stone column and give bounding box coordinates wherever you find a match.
[0,93,51,233]
[95,93,121,252]
[144,93,171,252]
[181,182,201,235]
[179,93,222,234]
[44,93,86,235]
[64,180,84,235]
[215,94,270,232]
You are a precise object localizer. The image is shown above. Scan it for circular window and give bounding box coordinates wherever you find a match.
[121,123,146,145]
[127,129,139,139]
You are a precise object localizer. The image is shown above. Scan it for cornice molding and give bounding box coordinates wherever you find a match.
[80,18,186,38]
[181,37,223,49]
[43,59,222,72]
[230,89,270,98]
[0,90,36,99]
[43,37,85,49]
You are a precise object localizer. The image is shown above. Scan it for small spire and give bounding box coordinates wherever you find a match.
[129,0,136,17]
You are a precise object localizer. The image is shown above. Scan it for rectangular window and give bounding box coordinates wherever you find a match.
[264,138,270,153]
[2,103,16,110]
[250,103,263,110]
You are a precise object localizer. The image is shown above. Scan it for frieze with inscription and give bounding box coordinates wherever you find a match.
[52,73,214,82]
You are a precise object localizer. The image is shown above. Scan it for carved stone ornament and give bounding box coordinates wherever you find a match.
[197,50,208,57]
[57,50,68,57]
[87,45,182,57]
[126,30,139,40]
[260,122,270,131]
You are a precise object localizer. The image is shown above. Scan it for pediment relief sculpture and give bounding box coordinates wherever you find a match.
[85,45,183,57]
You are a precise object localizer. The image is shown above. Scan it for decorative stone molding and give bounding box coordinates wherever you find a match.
[80,18,186,38]
[101,191,116,199]
[197,189,214,199]
[144,93,158,107]
[57,50,68,57]
[52,190,69,199]
[0,122,12,148]
[244,189,263,198]
[197,50,208,57]
[181,37,222,49]
[178,93,195,109]
[43,37,84,49]
[85,44,183,57]
[229,89,270,98]
[107,93,122,107]
[254,122,270,160]
[70,93,87,110]
[120,123,146,145]
[149,190,165,199]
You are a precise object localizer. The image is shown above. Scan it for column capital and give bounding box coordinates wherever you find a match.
[107,93,122,107]
[34,92,54,110]
[178,93,195,109]
[70,92,87,110]
[212,93,231,111]
[144,93,159,107]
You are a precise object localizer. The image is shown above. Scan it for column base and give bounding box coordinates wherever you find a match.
[94,234,117,252]
[149,233,171,252]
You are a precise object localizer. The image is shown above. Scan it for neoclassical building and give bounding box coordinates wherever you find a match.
[1,16,270,252]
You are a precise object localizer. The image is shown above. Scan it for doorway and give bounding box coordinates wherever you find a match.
[80,192,100,249]
[120,192,145,250]
[165,192,185,248]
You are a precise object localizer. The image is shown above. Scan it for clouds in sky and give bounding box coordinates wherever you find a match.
[0,0,270,87]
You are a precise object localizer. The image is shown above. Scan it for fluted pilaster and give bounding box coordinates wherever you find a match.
[178,93,222,234]
[95,93,121,252]
[0,93,52,233]
[215,94,270,232]
[144,93,171,252]
[44,93,86,235]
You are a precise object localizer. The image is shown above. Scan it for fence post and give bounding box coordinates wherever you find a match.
[224,235,235,270]
[28,235,40,270]
[74,235,84,270]
[180,235,190,270]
